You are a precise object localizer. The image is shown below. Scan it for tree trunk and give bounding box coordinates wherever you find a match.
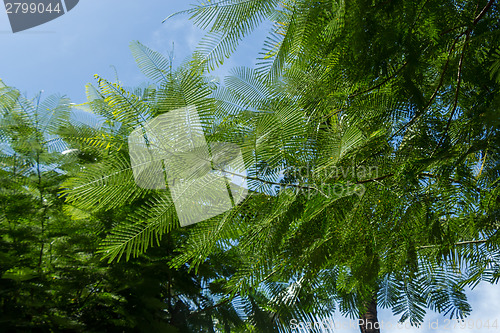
[359,294,380,333]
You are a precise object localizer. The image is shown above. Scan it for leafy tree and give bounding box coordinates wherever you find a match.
[0,78,292,332]
[58,47,324,331]
[0,80,95,330]
[54,1,500,332]
[167,0,499,331]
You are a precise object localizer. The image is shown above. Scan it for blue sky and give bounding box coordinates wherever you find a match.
[0,0,266,102]
[1,1,498,331]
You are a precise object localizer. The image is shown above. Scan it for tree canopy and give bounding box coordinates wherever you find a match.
[1,0,499,332]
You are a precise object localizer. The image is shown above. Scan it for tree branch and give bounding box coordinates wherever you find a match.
[355,173,395,184]
[222,170,485,196]
[187,297,234,318]
[419,172,483,192]
[473,0,494,25]
[350,172,485,194]
[350,62,408,98]
[418,239,488,250]
[219,169,330,197]
[432,31,471,156]
[390,35,461,141]
[391,1,493,156]
[440,24,466,36]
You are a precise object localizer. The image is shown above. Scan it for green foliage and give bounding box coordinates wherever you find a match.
[164,0,279,71]
[0,80,296,332]
[2,0,499,331]
[160,0,499,327]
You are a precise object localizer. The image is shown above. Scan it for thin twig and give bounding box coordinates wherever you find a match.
[440,24,466,36]
[473,0,494,25]
[419,239,488,250]
[419,172,483,192]
[430,0,494,155]
[366,1,495,166]
[355,173,395,184]
[187,296,234,318]
[350,172,485,194]
[410,0,432,33]
[219,168,330,197]
[349,62,409,98]
[431,31,471,156]
[389,35,461,141]
[477,149,488,179]
[78,278,104,309]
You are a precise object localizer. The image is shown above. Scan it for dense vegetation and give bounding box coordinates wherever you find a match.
[1,0,499,332]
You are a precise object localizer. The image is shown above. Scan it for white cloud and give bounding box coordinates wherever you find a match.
[147,16,204,66]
